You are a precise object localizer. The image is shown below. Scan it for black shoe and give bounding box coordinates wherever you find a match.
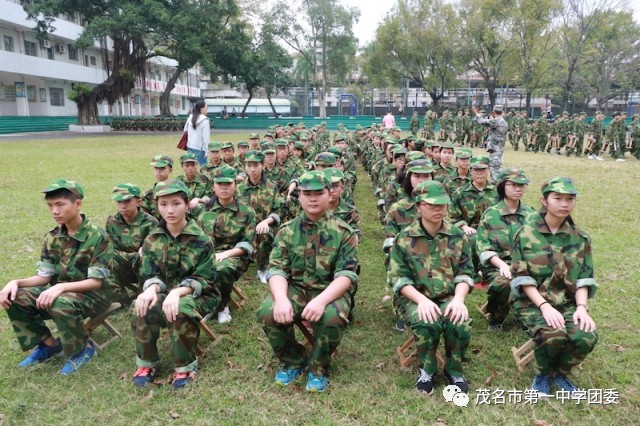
[394,319,406,332]
[444,369,469,393]
[487,320,503,332]
[415,368,435,395]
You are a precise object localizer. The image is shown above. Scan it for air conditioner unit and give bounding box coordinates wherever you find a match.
[41,39,51,49]
[56,44,66,54]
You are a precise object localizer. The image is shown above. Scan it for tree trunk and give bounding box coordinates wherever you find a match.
[428,89,440,112]
[303,74,309,115]
[267,92,279,118]
[319,33,328,118]
[159,69,183,117]
[241,88,253,118]
[525,91,532,115]
[75,89,101,125]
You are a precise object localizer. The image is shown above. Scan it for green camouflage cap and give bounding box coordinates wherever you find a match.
[275,138,288,147]
[456,148,473,159]
[315,152,337,166]
[323,167,345,183]
[595,110,602,115]
[261,142,276,154]
[424,140,435,148]
[208,141,222,151]
[327,146,343,157]
[612,111,620,117]
[299,132,311,140]
[42,178,85,199]
[268,126,276,132]
[294,141,305,150]
[213,165,237,183]
[112,183,141,201]
[541,176,578,195]
[221,141,234,150]
[412,180,450,205]
[392,146,408,157]
[320,121,327,126]
[497,168,530,186]
[245,150,265,163]
[264,132,274,138]
[392,126,401,132]
[150,154,173,168]
[440,141,455,150]
[406,159,435,174]
[432,140,442,148]
[298,122,306,128]
[249,133,260,139]
[298,170,331,190]
[562,111,569,116]
[406,151,427,162]
[334,133,347,142]
[154,179,191,199]
[385,138,399,145]
[287,122,294,126]
[238,140,249,147]
[470,155,490,169]
[180,153,199,163]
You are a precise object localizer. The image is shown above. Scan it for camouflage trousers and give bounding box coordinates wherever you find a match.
[7,286,111,357]
[488,145,504,183]
[110,250,142,302]
[610,138,625,159]
[254,230,276,270]
[584,136,602,156]
[256,285,352,376]
[132,292,218,372]
[565,136,584,157]
[513,303,598,375]
[216,256,249,311]
[484,271,511,323]
[396,297,472,377]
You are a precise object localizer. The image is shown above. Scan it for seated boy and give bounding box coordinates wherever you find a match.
[257,171,359,392]
[141,154,173,220]
[0,179,114,374]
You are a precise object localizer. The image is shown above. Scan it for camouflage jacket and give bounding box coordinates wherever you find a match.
[37,214,114,294]
[105,209,158,254]
[237,175,282,224]
[330,198,361,239]
[388,219,474,300]
[264,165,289,194]
[510,211,597,309]
[589,118,605,140]
[443,171,472,196]
[224,158,245,174]
[384,198,416,239]
[141,182,162,220]
[384,180,406,208]
[450,182,499,228]
[433,163,456,182]
[140,219,219,299]
[200,160,224,180]
[475,115,508,148]
[197,197,256,257]
[476,200,536,272]
[267,211,359,292]
[176,173,212,200]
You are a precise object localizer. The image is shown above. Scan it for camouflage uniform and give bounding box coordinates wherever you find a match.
[176,174,212,201]
[409,112,420,136]
[257,172,359,377]
[475,108,508,182]
[388,181,474,377]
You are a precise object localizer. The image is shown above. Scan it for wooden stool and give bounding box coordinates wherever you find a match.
[295,320,315,350]
[196,317,220,356]
[477,302,490,319]
[84,302,123,350]
[228,284,248,310]
[512,338,535,372]
[396,335,444,369]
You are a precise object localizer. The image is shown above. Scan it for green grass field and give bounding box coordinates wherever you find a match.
[0,133,639,425]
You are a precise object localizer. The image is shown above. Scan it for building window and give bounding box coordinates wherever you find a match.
[90,56,96,66]
[4,35,14,52]
[24,40,38,57]
[47,47,54,60]
[68,45,78,61]
[49,87,65,106]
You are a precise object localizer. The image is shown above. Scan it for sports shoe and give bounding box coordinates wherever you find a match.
[595,156,604,161]
[530,374,553,397]
[305,372,329,392]
[132,366,157,388]
[587,155,594,160]
[18,339,63,367]
[274,366,304,386]
[415,368,435,395]
[487,320,503,332]
[257,270,268,284]
[616,158,625,162]
[553,374,577,393]
[394,319,406,332]
[171,370,196,390]
[474,280,488,291]
[217,306,232,324]
[60,344,96,375]
[444,369,469,393]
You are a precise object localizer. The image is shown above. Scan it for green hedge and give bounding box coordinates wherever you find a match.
[110,117,185,131]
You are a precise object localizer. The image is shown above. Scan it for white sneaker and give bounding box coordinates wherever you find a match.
[587,155,594,160]
[616,158,626,162]
[257,270,268,284]
[595,156,604,161]
[217,307,232,324]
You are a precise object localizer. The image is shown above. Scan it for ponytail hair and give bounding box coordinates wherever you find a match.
[191,101,207,129]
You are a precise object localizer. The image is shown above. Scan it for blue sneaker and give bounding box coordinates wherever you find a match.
[274,366,304,386]
[553,374,577,393]
[305,372,329,392]
[18,339,63,367]
[60,344,96,375]
[530,374,553,397]
[171,370,196,390]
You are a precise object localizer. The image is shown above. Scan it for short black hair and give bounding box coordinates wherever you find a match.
[44,188,79,202]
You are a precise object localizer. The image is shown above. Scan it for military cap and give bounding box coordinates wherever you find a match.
[612,111,620,117]
[406,159,435,174]
[221,141,234,150]
[392,126,401,132]
[180,153,199,163]
[238,141,249,147]
[562,111,569,116]
[299,132,311,140]
[287,122,294,127]
[392,146,408,157]
[154,179,190,199]
[440,141,455,150]
[42,178,85,199]
[633,114,639,120]
[264,132,274,138]
[150,154,173,168]
[595,111,602,115]
[412,180,450,205]
[385,138,399,145]
[579,112,587,116]
[320,121,327,126]
[294,141,305,150]
[470,155,490,169]
[497,168,530,186]
[261,142,276,154]
[112,183,142,201]
[245,150,265,163]
[249,133,260,139]
[323,167,345,183]
[413,138,426,149]
[275,139,288,147]
[493,104,503,113]
[315,152,337,166]
[298,122,306,128]
[268,126,276,132]
[541,176,578,195]
[406,151,427,162]
[298,170,331,190]
[334,133,347,142]
[213,165,237,183]
[432,140,442,148]
[208,141,222,151]
[456,148,473,159]
[355,124,362,130]
[424,140,435,148]
[327,146,343,157]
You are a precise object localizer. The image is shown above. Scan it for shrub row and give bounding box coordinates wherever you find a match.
[110,117,186,131]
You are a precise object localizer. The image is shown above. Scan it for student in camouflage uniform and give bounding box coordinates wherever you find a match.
[132,179,220,390]
[237,151,283,283]
[472,104,508,182]
[433,142,456,181]
[630,114,640,160]
[220,141,244,172]
[422,110,436,138]
[197,166,255,323]
[1,179,113,374]
[200,141,224,179]
[106,183,158,303]
[237,140,250,167]
[176,153,212,210]
[585,111,605,160]
[476,169,536,331]
[409,111,420,136]
[442,148,472,195]
[141,154,174,220]
[257,171,359,392]
[388,180,474,395]
[262,142,289,194]
[323,168,361,242]
[509,177,598,396]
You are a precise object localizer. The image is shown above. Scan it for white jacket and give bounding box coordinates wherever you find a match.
[183,113,210,152]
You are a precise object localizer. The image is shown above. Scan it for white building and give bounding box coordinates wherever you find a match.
[0,0,200,117]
